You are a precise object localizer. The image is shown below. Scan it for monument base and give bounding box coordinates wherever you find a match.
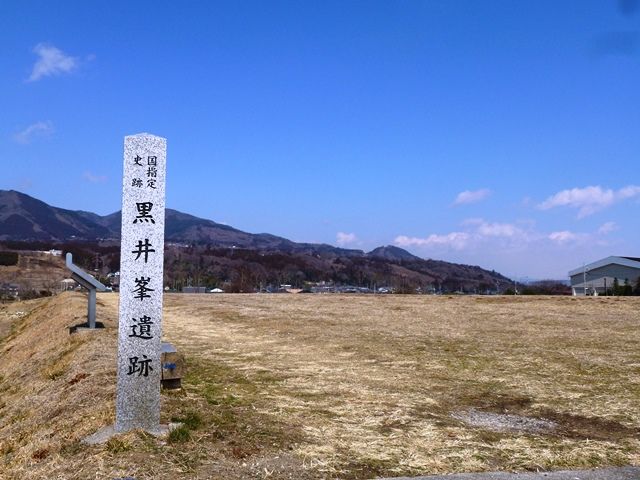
[69,321,106,334]
[82,423,181,445]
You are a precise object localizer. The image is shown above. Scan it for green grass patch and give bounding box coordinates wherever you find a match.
[162,355,305,464]
[168,425,191,443]
[171,410,203,430]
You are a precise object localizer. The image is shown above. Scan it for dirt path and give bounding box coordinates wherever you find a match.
[386,466,640,479]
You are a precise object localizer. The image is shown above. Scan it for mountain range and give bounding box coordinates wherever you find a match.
[0,190,365,254]
[0,190,512,292]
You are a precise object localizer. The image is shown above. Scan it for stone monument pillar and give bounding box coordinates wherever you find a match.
[115,133,167,433]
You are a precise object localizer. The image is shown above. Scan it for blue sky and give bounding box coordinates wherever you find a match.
[1,0,639,279]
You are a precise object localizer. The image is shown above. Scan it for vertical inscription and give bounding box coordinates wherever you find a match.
[115,133,166,432]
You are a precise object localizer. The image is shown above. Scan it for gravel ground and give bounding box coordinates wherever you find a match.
[451,409,558,433]
[383,466,640,480]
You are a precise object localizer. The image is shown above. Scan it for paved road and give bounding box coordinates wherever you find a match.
[383,466,640,480]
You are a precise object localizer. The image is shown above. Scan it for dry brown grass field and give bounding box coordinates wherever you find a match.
[0,292,638,479]
[0,252,68,293]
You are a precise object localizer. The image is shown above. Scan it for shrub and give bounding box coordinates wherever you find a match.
[167,425,191,443]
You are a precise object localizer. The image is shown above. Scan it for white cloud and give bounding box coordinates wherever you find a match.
[597,221,618,235]
[618,185,640,199]
[392,218,627,278]
[395,232,470,250]
[538,185,640,218]
[13,121,54,144]
[399,224,605,253]
[82,171,107,183]
[476,221,523,238]
[394,218,550,253]
[453,188,491,206]
[28,43,78,82]
[396,219,529,251]
[336,232,358,246]
[548,231,579,244]
[548,223,618,245]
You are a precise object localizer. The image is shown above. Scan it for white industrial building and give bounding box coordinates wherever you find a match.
[569,256,640,296]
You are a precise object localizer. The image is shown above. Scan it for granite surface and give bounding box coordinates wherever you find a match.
[115,133,166,432]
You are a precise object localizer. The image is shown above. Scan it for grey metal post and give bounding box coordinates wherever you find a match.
[66,252,107,328]
[88,288,97,329]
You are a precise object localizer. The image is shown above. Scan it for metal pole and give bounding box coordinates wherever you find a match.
[88,288,96,329]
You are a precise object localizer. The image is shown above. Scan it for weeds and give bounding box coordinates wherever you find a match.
[168,425,191,443]
[171,410,203,430]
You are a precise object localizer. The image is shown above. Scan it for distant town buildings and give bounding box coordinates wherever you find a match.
[0,283,19,299]
[182,286,208,294]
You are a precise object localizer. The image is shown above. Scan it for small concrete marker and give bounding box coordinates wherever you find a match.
[82,423,181,446]
[115,133,167,433]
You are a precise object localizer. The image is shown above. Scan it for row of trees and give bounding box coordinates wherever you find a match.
[0,241,583,296]
[605,277,640,296]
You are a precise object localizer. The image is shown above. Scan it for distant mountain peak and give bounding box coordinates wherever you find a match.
[367,245,422,262]
[0,189,112,241]
[0,190,293,249]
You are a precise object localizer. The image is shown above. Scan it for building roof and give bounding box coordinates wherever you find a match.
[568,256,640,277]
